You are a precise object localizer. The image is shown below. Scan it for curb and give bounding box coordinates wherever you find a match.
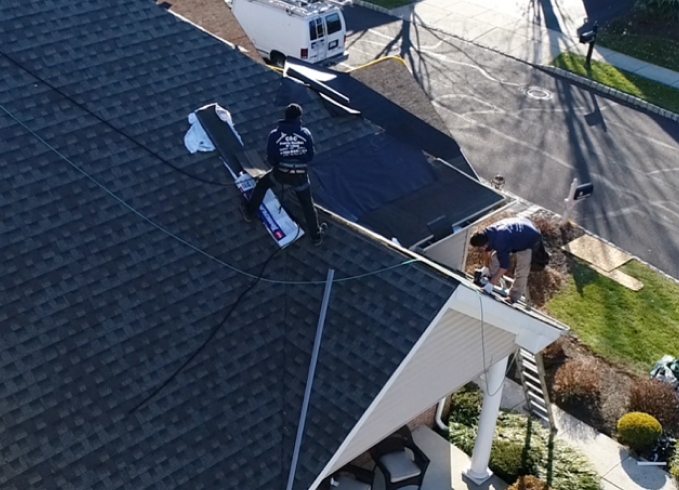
[352,0,392,14]
[351,0,679,123]
[538,65,679,123]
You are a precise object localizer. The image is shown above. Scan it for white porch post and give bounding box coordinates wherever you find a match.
[464,355,508,485]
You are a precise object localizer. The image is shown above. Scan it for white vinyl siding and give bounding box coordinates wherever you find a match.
[326,309,516,474]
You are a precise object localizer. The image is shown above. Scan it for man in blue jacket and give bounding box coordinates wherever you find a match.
[470,217,542,303]
[241,103,326,245]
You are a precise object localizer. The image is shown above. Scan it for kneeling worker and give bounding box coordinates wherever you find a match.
[470,217,542,303]
[241,103,327,245]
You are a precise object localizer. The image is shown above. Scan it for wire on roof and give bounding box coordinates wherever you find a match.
[128,229,291,413]
[0,102,421,286]
[0,49,235,188]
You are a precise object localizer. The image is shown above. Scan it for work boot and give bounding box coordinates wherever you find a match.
[312,222,328,247]
[240,201,254,223]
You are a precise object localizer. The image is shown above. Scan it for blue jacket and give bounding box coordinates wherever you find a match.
[486,217,541,269]
[267,119,315,170]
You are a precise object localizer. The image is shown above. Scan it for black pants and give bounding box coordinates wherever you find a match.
[245,168,321,239]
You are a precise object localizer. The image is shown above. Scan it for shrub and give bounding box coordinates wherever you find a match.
[630,378,679,434]
[449,383,483,426]
[509,475,552,490]
[552,357,601,407]
[490,438,538,484]
[541,338,565,370]
[530,214,560,238]
[617,412,663,452]
[528,267,566,308]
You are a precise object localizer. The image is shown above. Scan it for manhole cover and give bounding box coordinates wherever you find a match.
[525,87,553,100]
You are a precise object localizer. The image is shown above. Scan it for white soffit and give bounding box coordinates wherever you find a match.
[449,285,564,353]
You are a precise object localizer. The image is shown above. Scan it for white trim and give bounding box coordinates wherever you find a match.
[306,291,459,490]
[449,285,563,353]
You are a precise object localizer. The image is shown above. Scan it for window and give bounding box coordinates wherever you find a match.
[325,13,342,35]
[309,20,317,41]
[315,18,324,38]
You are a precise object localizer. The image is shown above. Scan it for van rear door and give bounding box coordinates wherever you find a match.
[323,11,344,59]
[307,17,325,63]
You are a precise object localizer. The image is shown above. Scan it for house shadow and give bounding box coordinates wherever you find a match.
[342,4,398,34]
[618,447,670,489]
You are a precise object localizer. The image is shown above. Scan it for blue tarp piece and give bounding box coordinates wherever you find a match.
[311,133,436,222]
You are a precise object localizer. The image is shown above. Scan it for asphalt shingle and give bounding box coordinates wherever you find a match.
[0,1,459,489]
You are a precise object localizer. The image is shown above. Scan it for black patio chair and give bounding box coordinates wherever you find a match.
[319,463,374,490]
[369,426,430,490]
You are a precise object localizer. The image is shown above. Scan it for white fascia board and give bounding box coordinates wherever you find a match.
[449,285,564,353]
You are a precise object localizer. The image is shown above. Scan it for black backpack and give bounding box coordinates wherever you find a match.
[531,238,550,272]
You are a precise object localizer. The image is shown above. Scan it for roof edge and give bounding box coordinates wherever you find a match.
[448,286,566,353]
[306,289,460,489]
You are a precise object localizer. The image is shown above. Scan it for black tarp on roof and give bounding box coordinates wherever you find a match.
[311,133,504,248]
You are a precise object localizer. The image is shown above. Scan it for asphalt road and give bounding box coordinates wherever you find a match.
[343,6,679,279]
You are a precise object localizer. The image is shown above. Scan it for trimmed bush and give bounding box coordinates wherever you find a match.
[552,357,601,407]
[449,383,483,426]
[509,475,552,490]
[630,378,679,434]
[490,439,538,484]
[617,412,662,452]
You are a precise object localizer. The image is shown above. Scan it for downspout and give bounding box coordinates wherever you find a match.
[285,269,335,490]
[436,397,449,432]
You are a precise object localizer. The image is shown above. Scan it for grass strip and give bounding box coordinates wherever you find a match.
[546,260,679,375]
[598,19,679,73]
[552,52,679,114]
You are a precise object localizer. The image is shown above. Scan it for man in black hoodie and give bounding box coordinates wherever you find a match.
[241,103,326,245]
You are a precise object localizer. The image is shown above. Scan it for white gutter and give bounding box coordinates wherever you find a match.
[449,285,564,353]
[286,269,335,490]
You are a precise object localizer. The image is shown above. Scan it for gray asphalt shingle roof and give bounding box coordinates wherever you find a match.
[0,1,459,489]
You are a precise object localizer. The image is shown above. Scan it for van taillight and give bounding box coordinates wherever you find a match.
[301,48,308,59]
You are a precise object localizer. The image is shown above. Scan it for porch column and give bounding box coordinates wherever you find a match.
[464,355,508,485]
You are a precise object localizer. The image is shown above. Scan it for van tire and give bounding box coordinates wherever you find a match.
[270,51,286,68]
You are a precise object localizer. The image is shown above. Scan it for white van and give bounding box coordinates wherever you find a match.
[230,0,347,66]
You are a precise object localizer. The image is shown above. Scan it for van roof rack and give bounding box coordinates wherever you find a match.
[246,0,349,16]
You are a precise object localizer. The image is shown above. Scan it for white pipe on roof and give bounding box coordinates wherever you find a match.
[286,269,335,490]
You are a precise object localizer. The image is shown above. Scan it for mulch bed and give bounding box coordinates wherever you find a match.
[542,336,635,437]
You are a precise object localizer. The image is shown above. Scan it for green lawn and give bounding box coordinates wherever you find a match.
[553,52,679,114]
[362,0,413,9]
[598,18,679,73]
[546,260,679,375]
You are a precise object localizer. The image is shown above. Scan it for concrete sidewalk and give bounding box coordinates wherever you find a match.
[498,377,678,490]
[357,0,679,90]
